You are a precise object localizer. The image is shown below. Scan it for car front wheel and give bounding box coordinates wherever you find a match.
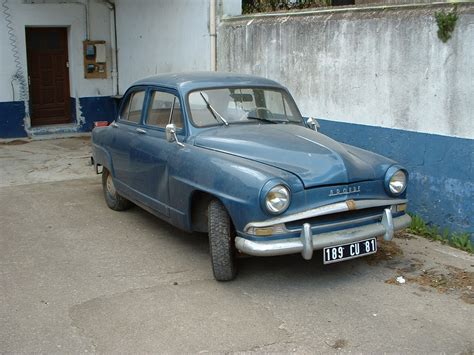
[102,168,132,211]
[208,199,237,281]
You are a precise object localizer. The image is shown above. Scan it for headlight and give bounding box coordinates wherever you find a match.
[388,169,407,195]
[265,185,290,214]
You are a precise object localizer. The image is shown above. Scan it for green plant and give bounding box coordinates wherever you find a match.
[451,233,474,253]
[435,7,458,43]
[407,214,427,235]
[242,0,329,14]
[407,213,473,254]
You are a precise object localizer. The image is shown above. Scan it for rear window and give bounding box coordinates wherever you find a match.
[120,91,145,124]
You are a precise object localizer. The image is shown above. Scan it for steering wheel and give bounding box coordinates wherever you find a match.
[250,107,274,120]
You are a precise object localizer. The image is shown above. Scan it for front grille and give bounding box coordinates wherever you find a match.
[285,206,387,231]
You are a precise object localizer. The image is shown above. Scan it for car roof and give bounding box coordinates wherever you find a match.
[131,71,286,94]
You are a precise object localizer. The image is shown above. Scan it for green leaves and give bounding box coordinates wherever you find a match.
[435,8,458,43]
[407,213,473,253]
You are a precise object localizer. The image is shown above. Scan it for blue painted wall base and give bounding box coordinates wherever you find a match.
[78,96,118,131]
[0,96,118,138]
[0,101,28,138]
[318,119,474,242]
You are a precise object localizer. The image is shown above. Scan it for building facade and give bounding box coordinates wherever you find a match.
[0,0,240,138]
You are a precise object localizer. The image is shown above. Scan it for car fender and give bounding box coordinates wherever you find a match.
[167,145,304,232]
[92,143,115,175]
[91,127,115,175]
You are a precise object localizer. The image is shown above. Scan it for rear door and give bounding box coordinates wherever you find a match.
[107,88,147,191]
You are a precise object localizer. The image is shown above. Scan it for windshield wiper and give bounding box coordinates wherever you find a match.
[199,92,228,126]
[246,116,289,124]
[246,116,277,124]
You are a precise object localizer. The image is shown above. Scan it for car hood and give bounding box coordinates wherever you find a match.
[194,124,393,188]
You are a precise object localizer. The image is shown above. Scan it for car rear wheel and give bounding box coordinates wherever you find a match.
[208,199,237,281]
[102,168,132,211]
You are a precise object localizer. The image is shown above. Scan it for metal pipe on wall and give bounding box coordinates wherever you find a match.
[210,0,217,71]
[64,1,89,39]
[101,0,119,96]
[110,5,118,95]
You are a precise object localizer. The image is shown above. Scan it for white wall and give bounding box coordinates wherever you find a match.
[0,0,113,103]
[218,4,474,139]
[115,0,242,92]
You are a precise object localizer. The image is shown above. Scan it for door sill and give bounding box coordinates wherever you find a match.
[30,123,76,131]
[28,123,89,140]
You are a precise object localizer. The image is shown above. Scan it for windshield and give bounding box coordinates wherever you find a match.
[188,87,303,127]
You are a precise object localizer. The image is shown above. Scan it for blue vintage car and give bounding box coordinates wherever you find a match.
[91,72,411,281]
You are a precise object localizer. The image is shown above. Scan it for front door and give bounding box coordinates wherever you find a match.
[26,27,71,126]
[128,88,185,217]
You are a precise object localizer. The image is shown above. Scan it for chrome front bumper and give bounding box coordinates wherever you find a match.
[235,210,411,260]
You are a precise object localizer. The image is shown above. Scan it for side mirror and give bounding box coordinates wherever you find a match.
[306,117,320,132]
[165,123,184,147]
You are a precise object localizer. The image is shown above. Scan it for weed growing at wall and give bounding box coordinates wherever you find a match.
[435,7,458,43]
[408,214,473,253]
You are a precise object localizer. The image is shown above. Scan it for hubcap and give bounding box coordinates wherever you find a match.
[106,174,116,196]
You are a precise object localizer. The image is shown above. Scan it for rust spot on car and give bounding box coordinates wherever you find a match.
[346,199,356,211]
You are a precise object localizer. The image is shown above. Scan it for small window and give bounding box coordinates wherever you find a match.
[146,91,183,129]
[120,91,145,124]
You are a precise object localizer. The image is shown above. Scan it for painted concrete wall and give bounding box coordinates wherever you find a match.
[219,4,473,139]
[115,0,242,92]
[0,0,115,137]
[115,0,211,91]
[218,3,474,237]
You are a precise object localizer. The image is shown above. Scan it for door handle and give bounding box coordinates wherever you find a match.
[136,128,147,134]
[111,122,118,128]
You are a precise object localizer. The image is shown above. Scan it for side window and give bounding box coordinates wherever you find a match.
[146,91,183,129]
[120,91,145,124]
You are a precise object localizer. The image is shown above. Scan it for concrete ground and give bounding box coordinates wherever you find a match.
[0,137,94,187]
[1,138,473,353]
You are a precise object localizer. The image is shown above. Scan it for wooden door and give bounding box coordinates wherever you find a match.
[26,27,71,126]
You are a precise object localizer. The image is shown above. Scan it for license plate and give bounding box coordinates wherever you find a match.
[323,238,377,264]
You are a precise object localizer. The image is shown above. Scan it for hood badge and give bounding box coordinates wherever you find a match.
[329,186,361,197]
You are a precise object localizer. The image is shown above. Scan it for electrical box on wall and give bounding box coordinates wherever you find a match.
[83,40,107,79]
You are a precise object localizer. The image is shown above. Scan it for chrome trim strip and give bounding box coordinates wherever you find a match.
[354,199,405,210]
[236,213,411,258]
[244,198,408,231]
[287,213,384,233]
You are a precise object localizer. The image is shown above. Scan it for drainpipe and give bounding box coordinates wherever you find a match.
[66,1,89,39]
[102,0,119,96]
[210,0,217,71]
[86,0,90,39]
